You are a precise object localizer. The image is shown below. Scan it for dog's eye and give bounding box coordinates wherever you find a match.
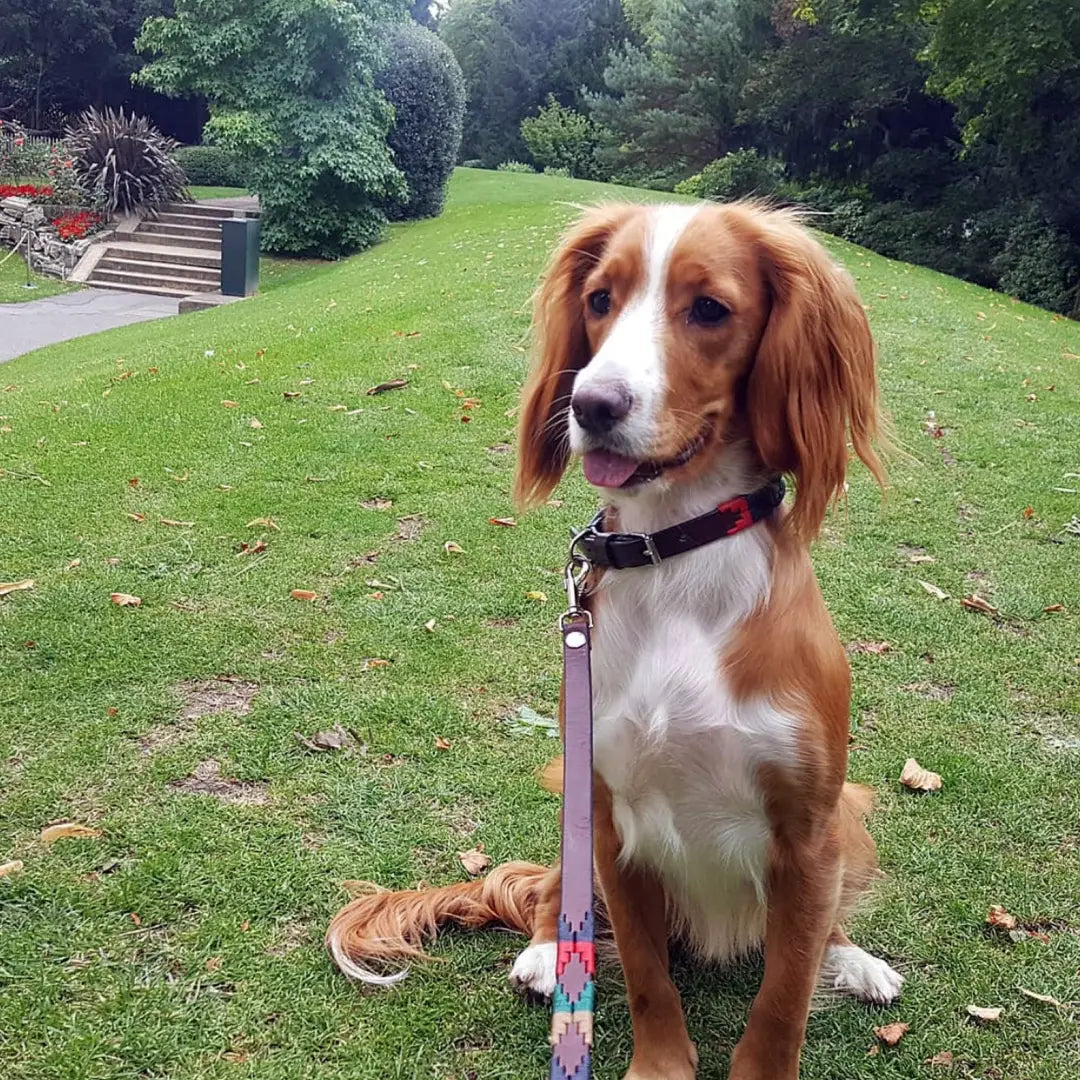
[690,296,730,325]
[588,290,611,316]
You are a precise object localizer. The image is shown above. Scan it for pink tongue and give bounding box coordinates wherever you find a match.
[583,450,640,488]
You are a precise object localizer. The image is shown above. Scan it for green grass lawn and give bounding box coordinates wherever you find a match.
[0,247,81,304]
[189,186,250,201]
[1,168,1079,1079]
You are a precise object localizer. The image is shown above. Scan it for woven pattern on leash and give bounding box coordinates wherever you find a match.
[550,614,594,1080]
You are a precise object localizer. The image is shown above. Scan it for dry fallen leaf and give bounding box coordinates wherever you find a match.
[919,580,949,601]
[457,845,491,877]
[126,512,146,523]
[1023,506,1035,519]
[294,724,358,753]
[443,541,465,554]
[961,594,998,616]
[249,418,263,429]
[205,956,222,972]
[1018,988,1066,1009]
[1043,604,1065,613]
[909,553,937,564]
[363,658,391,669]
[424,618,437,632]
[247,517,279,531]
[900,757,943,793]
[41,822,102,844]
[68,559,81,569]
[987,905,1018,931]
[221,400,239,408]
[290,589,319,602]
[110,592,142,607]
[966,1005,1002,1024]
[361,498,393,511]
[874,1022,909,1047]
[283,391,301,399]
[489,517,517,527]
[237,540,267,557]
[926,1051,954,1067]
[847,641,891,655]
[0,579,35,598]
[129,912,142,926]
[159,519,194,529]
[434,736,452,751]
[527,590,548,603]
[0,860,24,877]
[366,379,409,396]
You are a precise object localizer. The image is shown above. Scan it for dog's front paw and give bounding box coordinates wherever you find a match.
[624,1044,697,1080]
[508,941,556,1001]
[822,943,904,1005]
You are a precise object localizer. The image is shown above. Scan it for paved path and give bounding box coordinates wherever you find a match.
[0,288,177,364]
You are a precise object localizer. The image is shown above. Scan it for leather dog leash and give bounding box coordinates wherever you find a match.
[548,479,785,1077]
[550,548,595,1080]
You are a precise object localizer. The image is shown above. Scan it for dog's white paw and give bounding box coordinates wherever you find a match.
[822,943,904,1005]
[509,941,557,1000]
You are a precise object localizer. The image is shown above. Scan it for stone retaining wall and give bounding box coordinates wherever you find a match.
[0,196,108,278]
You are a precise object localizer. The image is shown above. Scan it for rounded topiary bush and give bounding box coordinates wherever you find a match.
[376,23,465,221]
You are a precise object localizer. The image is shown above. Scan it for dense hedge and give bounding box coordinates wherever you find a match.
[173,145,249,188]
[376,24,465,221]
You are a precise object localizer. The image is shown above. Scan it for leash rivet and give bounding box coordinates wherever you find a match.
[565,630,587,649]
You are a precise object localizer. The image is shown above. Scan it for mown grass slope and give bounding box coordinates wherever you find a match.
[1,169,1079,1079]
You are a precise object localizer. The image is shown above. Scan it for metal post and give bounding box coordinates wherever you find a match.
[23,230,37,290]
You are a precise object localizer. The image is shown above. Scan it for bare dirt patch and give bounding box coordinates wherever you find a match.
[901,681,955,701]
[394,514,425,542]
[266,920,309,957]
[175,677,259,721]
[138,722,194,756]
[169,759,269,806]
[485,617,519,629]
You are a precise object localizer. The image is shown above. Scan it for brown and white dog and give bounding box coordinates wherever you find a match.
[327,202,902,1079]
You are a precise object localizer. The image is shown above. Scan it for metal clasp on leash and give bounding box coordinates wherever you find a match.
[560,528,593,632]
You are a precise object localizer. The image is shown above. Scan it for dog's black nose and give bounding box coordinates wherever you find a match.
[571,385,633,434]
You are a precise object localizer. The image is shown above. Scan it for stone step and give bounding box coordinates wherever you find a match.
[153,210,229,230]
[126,230,220,253]
[161,201,260,220]
[96,255,220,284]
[88,280,193,300]
[99,243,220,270]
[90,267,220,293]
[138,220,222,241]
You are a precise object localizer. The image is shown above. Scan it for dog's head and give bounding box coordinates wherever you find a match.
[514,202,884,537]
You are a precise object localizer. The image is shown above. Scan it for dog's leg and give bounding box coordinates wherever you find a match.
[593,782,697,1080]
[508,861,561,999]
[727,829,839,1080]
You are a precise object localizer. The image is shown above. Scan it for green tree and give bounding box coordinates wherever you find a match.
[441,0,631,167]
[136,0,407,257]
[0,0,113,128]
[587,0,769,184]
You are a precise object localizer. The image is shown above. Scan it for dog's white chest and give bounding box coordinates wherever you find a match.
[589,538,797,958]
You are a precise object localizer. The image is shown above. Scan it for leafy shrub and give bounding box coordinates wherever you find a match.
[461,159,483,169]
[0,120,57,179]
[778,180,870,243]
[521,96,601,179]
[675,149,785,200]
[173,145,249,188]
[992,212,1080,314]
[497,160,536,173]
[543,166,571,177]
[376,23,465,221]
[66,108,188,216]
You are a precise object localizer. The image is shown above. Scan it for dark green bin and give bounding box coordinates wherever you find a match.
[221,217,260,297]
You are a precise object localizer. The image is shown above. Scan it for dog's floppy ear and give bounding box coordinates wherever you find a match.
[747,211,885,538]
[514,205,635,508]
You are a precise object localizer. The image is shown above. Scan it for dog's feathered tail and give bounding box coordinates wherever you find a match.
[326,861,550,986]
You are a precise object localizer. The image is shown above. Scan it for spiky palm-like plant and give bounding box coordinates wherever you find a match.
[66,108,189,217]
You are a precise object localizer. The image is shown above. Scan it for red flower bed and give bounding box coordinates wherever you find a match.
[53,210,100,240]
[0,183,55,199]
